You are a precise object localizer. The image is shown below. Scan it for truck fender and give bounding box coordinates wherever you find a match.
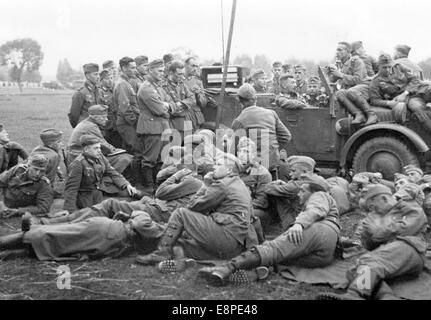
[339,123,429,167]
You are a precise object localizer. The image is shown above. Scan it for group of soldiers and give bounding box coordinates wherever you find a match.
[247,62,329,109]
[0,46,429,300]
[326,41,430,128]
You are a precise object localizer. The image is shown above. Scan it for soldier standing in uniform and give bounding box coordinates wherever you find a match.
[99,69,122,149]
[250,69,267,93]
[293,65,308,95]
[163,60,196,143]
[232,83,292,174]
[393,45,424,79]
[318,184,428,300]
[369,53,431,132]
[269,61,283,94]
[0,154,53,217]
[0,124,28,174]
[30,129,63,187]
[184,56,209,130]
[199,173,340,285]
[113,57,140,156]
[136,59,174,194]
[282,64,294,76]
[68,63,101,128]
[63,135,138,213]
[327,42,377,126]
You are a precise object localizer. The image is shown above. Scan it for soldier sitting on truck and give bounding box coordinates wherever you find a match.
[326,41,377,126]
[369,53,431,133]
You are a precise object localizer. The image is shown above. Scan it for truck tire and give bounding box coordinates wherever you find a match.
[352,136,419,180]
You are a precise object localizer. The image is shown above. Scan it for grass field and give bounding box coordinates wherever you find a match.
[0,93,400,300]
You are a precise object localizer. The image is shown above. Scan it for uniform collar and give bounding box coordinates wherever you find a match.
[85,81,97,92]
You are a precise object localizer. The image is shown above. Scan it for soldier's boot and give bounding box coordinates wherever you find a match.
[157,246,197,273]
[0,232,25,250]
[198,248,263,286]
[130,157,143,189]
[336,90,365,124]
[347,91,378,126]
[141,165,155,196]
[317,267,380,300]
[135,223,183,266]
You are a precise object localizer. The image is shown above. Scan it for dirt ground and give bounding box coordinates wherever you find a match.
[0,94,428,300]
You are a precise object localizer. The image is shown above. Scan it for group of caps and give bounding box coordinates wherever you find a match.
[82,53,176,80]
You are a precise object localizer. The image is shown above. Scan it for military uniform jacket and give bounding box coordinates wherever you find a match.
[184,76,208,126]
[395,57,424,79]
[264,178,302,198]
[99,86,116,131]
[358,54,378,77]
[136,78,172,135]
[66,118,117,156]
[361,200,428,253]
[63,154,129,212]
[269,77,281,94]
[0,141,28,173]
[30,145,61,184]
[113,74,140,128]
[369,64,421,107]
[240,163,272,210]
[329,56,367,89]
[294,80,308,95]
[162,80,196,132]
[69,81,101,128]
[295,191,340,232]
[187,174,253,245]
[232,105,292,150]
[0,164,53,215]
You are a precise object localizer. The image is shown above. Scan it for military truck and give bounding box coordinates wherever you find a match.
[199,65,431,180]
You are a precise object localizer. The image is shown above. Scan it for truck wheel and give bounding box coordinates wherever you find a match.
[352,136,419,180]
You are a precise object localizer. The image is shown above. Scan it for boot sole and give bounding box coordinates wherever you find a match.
[158,259,196,273]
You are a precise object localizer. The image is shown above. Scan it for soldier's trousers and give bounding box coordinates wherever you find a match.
[137,134,165,168]
[349,240,424,285]
[169,208,248,261]
[117,124,139,154]
[268,195,301,231]
[254,221,339,268]
[347,83,370,101]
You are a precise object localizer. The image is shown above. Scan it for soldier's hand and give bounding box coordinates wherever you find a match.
[330,69,344,79]
[191,85,202,94]
[394,92,408,102]
[174,168,193,180]
[2,208,21,218]
[126,185,138,197]
[286,223,303,245]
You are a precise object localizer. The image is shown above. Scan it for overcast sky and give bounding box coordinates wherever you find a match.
[2,0,430,79]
